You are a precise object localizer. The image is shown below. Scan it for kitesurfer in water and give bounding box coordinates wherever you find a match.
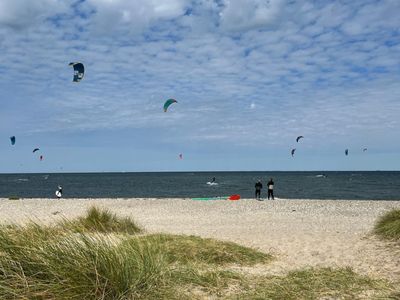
[211,177,216,183]
[267,178,274,200]
[255,180,263,200]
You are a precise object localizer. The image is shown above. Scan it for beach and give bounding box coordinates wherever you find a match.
[0,198,399,282]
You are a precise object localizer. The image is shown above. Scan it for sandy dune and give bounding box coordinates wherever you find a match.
[0,198,399,281]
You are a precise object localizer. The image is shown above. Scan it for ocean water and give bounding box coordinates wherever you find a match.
[0,171,399,200]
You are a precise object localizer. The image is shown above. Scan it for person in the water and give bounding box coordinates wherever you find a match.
[211,177,216,183]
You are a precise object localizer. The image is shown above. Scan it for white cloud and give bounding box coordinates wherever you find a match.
[0,0,67,28]
[219,0,284,31]
[340,0,400,36]
[0,0,399,155]
[86,0,189,33]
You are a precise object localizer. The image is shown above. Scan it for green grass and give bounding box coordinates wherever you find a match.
[0,208,395,299]
[234,267,393,300]
[142,234,272,266]
[63,206,142,234]
[0,226,167,299]
[374,209,400,240]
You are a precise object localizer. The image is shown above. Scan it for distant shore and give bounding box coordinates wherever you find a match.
[0,198,399,281]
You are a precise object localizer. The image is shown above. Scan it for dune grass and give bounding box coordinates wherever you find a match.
[0,210,272,299]
[234,267,393,300]
[141,234,272,266]
[0,207,396,299]
[63,206,142,234]
[374,209,400,240]
[0,226,167,299]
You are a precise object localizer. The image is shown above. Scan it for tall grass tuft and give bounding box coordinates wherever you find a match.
[0,225,166,299]
[374,209,400,240]
[64,206,142,234]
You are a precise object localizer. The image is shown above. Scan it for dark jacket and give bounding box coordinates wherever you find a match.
[255,182,263,190]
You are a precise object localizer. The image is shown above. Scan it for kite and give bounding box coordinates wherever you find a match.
[179,153,183,159]
[363,148,368,152]
[291,148,296,157]
[10,136,15,145]
[33,148,40,153]
[163,99,177,112]
[296,136,304,143]
[69,62,85,82]
[345,149,349,156]
[40,155,43,161]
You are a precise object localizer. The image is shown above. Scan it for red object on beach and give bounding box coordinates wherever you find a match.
[228,194,240,201]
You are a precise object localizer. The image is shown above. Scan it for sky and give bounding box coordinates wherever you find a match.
[0,0,399,173]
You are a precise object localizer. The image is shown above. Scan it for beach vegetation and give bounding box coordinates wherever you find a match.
[141,234,272,266]
[374,209,400,240]
[0,209,396,299]
[62,206,142,234]
[233,267,393,300]
[0,215,271,299]
[0,227,167,299]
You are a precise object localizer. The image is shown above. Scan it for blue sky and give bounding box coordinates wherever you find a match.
[0,0,399,172]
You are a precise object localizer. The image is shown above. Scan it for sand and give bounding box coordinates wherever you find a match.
[0,198,399,282]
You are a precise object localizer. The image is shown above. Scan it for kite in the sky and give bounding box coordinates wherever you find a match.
[296,136,304,143]
[10,136,15,145]
[40,155,43,161]
[179,153,183,159]
[363,148,368,152]
[69,62,85,82]
[163,99,177,112]
[345,149,349,156]
[33,148,40,153]
[291,148,296,157]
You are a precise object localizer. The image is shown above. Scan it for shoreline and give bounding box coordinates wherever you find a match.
[0,198,399,281]
[2,197,400,201]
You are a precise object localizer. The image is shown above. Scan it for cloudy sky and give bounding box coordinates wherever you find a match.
[0,0,399,172]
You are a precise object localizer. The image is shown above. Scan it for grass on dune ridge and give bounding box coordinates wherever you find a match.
[0,228,167,299]
[141,234,273,266]
[374,209,400,240]
[0,206,273,299]
[63,205,143,234]
[0,206,396,299]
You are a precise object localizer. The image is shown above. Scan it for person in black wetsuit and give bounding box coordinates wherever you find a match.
[267,178,274,200]
[211,177,216,183]
[255,180,263,200]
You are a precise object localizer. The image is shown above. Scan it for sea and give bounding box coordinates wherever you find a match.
[0,171,399,200]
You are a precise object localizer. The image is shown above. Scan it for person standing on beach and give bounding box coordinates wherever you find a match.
[55,185,63,199]
[255,180,263,200]
[267,178,274,200]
